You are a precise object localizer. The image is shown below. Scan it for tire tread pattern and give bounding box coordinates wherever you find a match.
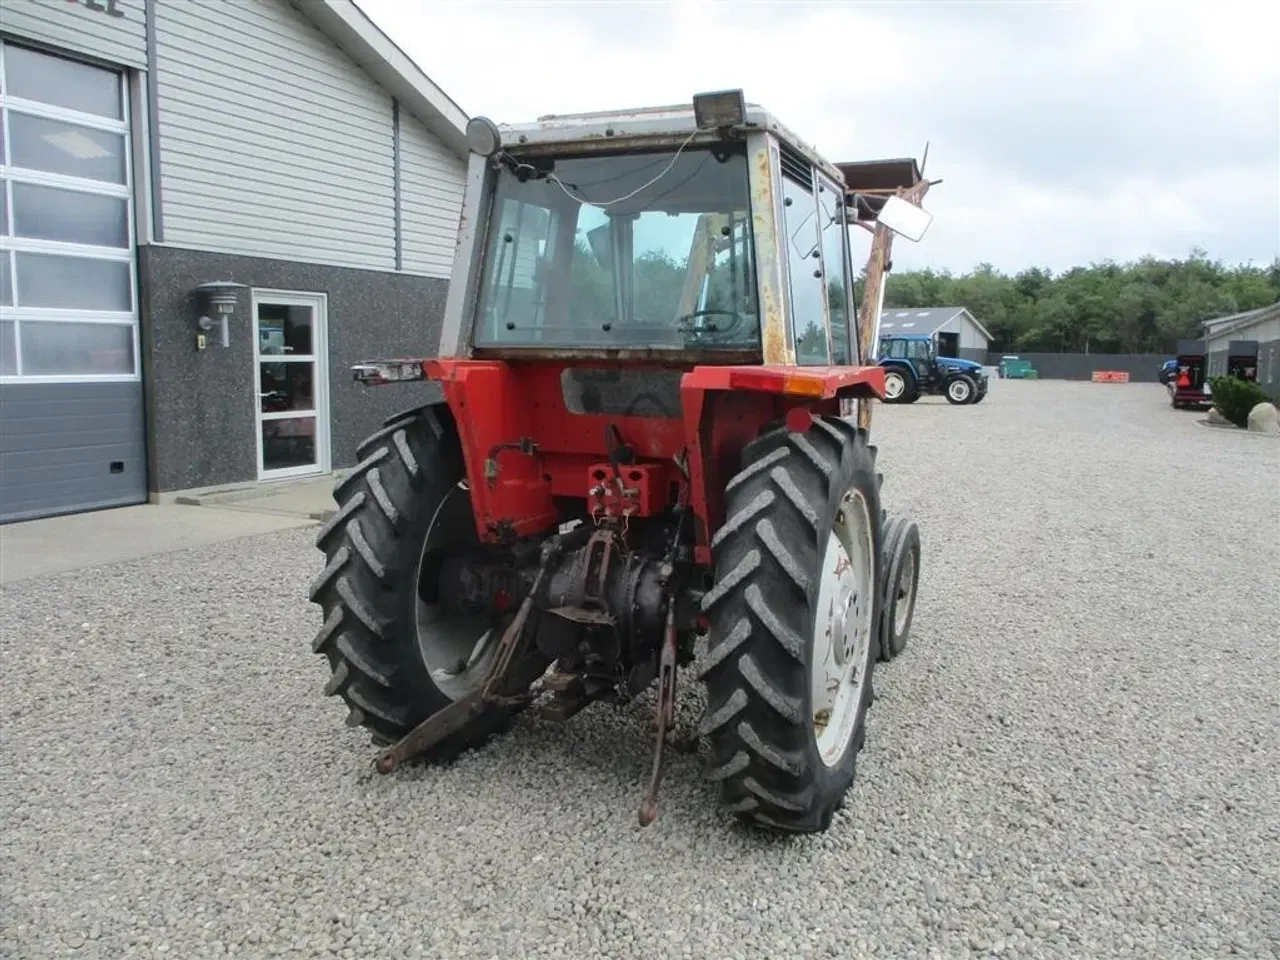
[698,415,882,832]
[308,404,512,754]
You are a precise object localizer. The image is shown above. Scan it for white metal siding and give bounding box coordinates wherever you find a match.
[1205,315,1280,350]
[398,113,463,278]
[933,314,957,338]
[934,312,987,350]
[0,0,146,69]
[154,0,396,270]
[959,314,988,350]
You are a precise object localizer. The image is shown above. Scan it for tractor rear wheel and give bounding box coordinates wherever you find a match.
[308,405,527,758]
[698,416,882,833]
[882,367,916,404]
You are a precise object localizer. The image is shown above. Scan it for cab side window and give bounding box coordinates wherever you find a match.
[781,165,831,365]
[816,174,851,365]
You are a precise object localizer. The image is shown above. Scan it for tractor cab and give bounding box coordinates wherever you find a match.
[430,90,933,376]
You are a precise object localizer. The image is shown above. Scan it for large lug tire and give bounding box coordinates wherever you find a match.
[882,367,915,404]
[876,515,921,662]
[945,375,976,405]
[697,416,883,833]
[308,405,526,759]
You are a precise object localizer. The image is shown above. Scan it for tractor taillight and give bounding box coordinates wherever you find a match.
[728,370,826,397]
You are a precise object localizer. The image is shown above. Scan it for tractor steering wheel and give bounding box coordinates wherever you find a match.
[678,309,745,342]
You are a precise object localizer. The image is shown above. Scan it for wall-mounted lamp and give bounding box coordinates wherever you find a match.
[195,281,248,349]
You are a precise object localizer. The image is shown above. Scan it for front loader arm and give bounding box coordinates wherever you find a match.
[852,177,933,431]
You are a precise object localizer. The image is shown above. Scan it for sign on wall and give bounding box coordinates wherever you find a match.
[66,0,126,19]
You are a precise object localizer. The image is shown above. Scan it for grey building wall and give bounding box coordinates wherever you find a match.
[985,352,1170,382]
[138,245,446,493]
[0,0,147,68]
[1207,341,1280,400]
[152,0,464,276]
[1205,314,1280,400]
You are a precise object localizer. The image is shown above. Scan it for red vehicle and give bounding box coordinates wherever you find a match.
[309,90,930,834]
[1169,339,1213,409]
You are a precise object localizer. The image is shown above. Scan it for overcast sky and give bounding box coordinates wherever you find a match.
[357,0,1279,277]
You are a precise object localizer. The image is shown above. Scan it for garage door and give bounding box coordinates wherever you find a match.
[0,39,146,524]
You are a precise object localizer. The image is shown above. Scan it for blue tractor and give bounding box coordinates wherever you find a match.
[878,333,989,404]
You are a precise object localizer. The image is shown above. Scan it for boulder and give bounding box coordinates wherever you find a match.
[1206,407,1230,425]
[1246,401,1280,434]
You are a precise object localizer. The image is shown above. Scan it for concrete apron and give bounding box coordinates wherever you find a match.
[156,474,342,523]
[0,476,342,584]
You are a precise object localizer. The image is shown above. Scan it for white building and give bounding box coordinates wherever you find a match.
[1,0,468,522]
[1201,301,1280,398]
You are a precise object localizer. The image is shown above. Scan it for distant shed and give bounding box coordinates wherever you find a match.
[1201,301,1280,399]
[878,306,992,363]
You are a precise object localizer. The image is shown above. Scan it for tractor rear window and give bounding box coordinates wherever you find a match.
[472,143,760,352]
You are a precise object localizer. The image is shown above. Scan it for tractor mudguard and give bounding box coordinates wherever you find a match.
[680,363,887,400]
[421,358,886,562]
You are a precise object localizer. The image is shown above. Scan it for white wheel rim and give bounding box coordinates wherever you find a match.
[810,487,876,767]
[894,547,917,636]
[415,483,501,701]
[949,380,970,401]
[884,372,904,399]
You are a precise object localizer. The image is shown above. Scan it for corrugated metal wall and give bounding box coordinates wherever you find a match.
[153,0,464,278]
[398,111,466,277]
[0,0,146,68]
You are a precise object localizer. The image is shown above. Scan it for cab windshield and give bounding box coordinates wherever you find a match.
[472,142,759,351]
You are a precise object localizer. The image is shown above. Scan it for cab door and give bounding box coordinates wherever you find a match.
[906,338,935,386]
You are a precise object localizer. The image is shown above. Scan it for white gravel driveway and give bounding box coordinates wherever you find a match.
[3,380,1278,959]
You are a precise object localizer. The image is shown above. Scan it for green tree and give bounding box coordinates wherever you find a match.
[881,250,1279,353]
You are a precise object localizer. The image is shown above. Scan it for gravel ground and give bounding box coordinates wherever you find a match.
[3,379,1278,960]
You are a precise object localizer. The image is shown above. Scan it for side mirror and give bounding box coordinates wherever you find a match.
[877,195,933,243]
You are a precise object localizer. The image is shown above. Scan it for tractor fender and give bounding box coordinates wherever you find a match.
[682,364,887,401]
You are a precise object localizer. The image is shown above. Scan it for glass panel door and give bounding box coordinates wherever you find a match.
[253,293,329,480]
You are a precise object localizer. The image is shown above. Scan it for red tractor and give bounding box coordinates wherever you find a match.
[309,90,932,834]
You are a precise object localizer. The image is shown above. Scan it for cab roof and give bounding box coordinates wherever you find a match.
[492,101,847,186]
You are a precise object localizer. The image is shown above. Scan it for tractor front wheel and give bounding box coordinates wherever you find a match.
[698,416,882,833]
[945,375,977,404]
[308,405,530,758]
